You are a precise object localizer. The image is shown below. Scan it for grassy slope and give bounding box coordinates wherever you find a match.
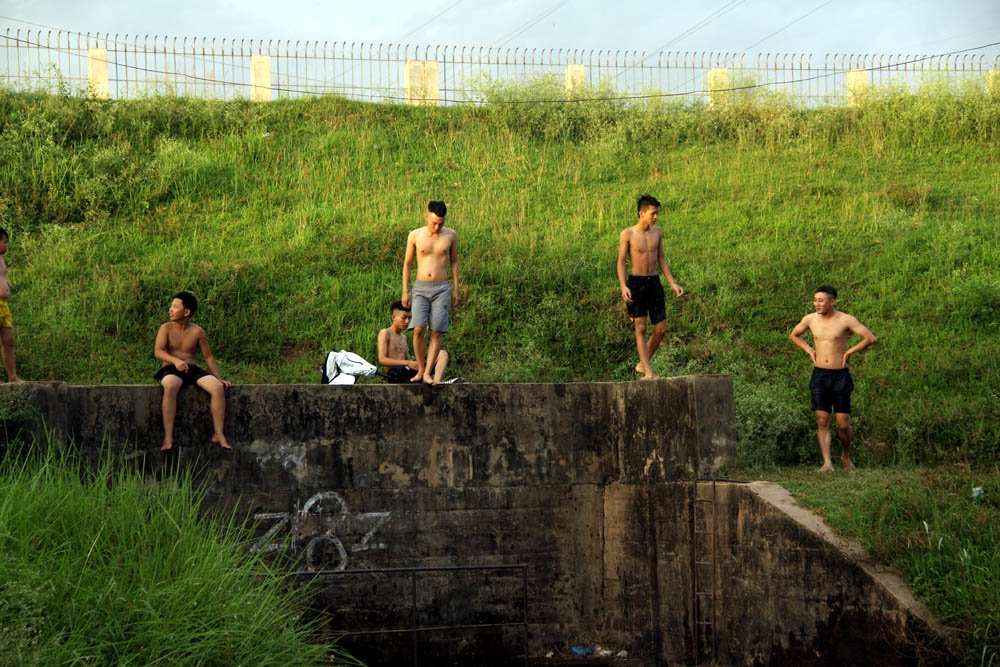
[2,87,996,465]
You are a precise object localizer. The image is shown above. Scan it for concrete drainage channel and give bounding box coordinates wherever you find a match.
[8,379,956,665]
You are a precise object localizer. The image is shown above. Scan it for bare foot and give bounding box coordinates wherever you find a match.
[409,374,424,383]
[841,457,856,471]
[212,434,233,450]
[160,440,174,452]
[634,364,645,374]
[639,373,658,381]
[423,376,438,386]
[7,376,22,383]
[817,464,835,473]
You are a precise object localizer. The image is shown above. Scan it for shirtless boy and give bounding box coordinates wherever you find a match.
[377,300,450,385]
[154,290,231,451]
[401,200,459,386]
[790,285,877,472]
[616,195,684,380]
[0,228,20,383]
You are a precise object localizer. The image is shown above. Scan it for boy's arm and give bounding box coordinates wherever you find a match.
[198,330,231,387]
[154,324,188,371]
[843,316,877,367]
[401,232,416,307]
[377,329,417,369]
[450,233,460,307]
[616,229,632,302]
[656,232,683,297]
[789,316,817,365]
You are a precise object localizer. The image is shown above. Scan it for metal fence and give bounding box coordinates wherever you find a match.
[2,29,998,105]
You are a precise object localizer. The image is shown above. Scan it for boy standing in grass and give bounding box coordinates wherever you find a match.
[402,200,459,386]
[790,285,877,472]
[377,300,451,384]
[0,227,21,383]
[154,290,231,451]
[616,195,684,380]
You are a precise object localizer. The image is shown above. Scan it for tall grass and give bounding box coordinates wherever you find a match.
[769,465,1000,666]
[0,81,996,464]
[0,444,341,666]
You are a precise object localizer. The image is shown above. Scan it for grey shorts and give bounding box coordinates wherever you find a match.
[409,280,451,332]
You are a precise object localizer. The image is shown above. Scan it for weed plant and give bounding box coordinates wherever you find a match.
[0,80,996,465]
[0,444,347,666]
[769,465,1000,666]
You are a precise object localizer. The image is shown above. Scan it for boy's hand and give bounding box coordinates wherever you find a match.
[174,360,189,372]
[220,379,232,389]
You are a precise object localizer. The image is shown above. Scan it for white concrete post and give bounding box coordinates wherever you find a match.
[405,60,440,106]
[986,70,1000,98]
[706,68,730,109]
[565,63,585,95]
[846,69,870,106]
[87,48,109,99]
[250,55,272,101]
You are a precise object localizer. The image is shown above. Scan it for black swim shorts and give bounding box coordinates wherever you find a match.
[626,274,666,324]
[809,367,854,414]
[386,366,418,384]
[154,364,212,387]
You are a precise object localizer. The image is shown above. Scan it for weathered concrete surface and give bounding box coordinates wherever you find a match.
[0,377,952,665]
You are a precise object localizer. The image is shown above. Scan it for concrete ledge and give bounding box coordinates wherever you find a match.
[5,376,736,489]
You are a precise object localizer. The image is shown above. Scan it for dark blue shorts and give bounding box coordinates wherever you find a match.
[626,275,666,324]
[154,364,212,387]
[809,367,854,414]
[386,366,418,384]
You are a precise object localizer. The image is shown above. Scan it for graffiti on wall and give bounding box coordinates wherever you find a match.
[251,491,390,570]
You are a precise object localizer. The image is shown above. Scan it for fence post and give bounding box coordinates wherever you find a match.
[986,70,1000,98]
[565,63,585,95]
[250,55,272,101]
[88,48,109,99]
[405,60,439,105]
[706,67,729,109]
[846,69,869,105]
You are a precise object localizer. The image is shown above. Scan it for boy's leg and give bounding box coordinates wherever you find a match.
[835,412,854,469]
[160,375,184,451]
[412,326,427,382]
[196,375,231,449]
[424,330,444,385]
[633,317,657,380]
[432,349,449,385]
[645,320,668,366]
[0,327,19,382]
[815,410,834,472]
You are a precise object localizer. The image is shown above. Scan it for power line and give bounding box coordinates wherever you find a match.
[647,0,748,56]
[492,0,570,48]
[741,0,834,52]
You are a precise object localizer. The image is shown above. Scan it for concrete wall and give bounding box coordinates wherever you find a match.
[1,377,949,665]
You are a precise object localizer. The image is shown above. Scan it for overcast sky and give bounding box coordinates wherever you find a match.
[3,0,999,59]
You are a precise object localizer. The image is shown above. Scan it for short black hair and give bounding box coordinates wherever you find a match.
[173,290,198,316]
[637,194,661,215]
[390,300,410,314]
[0,227,8,241]
[428,200,447,218]
[816,285,838,299]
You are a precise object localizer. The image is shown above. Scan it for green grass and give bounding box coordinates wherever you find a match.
[751,465,1000,666]
[0,444,352,666]
[0,81,997,464]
